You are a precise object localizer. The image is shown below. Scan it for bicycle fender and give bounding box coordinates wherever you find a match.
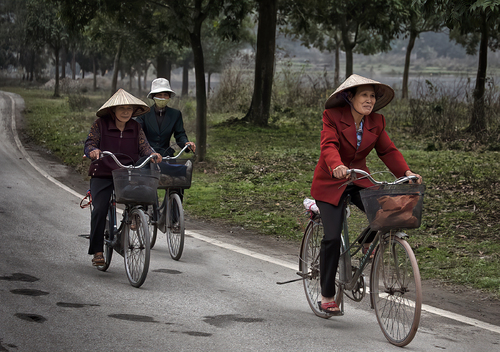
[382,231,408,240]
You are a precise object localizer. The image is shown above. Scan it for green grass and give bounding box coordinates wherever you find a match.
[4,86,499,298]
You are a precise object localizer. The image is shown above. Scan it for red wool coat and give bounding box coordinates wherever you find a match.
[311,105,410,206]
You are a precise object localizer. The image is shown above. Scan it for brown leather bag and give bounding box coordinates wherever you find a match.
[371,194,419,230]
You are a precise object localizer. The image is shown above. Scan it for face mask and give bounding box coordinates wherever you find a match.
[154,97,169,109]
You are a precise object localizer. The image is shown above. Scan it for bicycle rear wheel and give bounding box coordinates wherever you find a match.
[166,193,184,261]
[299,219,341,319]
[371,234,422,347]
[145,202,158,249]
[96,212,114,272]
[123,207,150,288]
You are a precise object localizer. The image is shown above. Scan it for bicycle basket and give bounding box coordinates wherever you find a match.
[360,183,425,231]
[158,159,193,189]
[112,168,160,205]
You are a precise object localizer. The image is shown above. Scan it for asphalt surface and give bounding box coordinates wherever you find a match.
[1,90,499,351]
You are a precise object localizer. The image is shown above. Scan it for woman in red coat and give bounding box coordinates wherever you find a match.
[310,74,422,314]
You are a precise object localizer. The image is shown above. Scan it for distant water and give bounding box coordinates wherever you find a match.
[349,71,500,100]
[152,67,500,101]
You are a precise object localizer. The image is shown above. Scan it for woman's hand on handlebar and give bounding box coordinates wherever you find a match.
[186,142,196,153]
[405,170,423,184]
[89,149,101,161]
[151,153,162,163]
[333,165,350,179]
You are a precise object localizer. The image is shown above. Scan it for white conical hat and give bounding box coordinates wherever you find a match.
[147,78,176,99]
[325,74,395,111]
[96,89,150,118]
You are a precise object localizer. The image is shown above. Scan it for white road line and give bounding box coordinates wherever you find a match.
[7,93,83,200]
[187,230,297,270]
[7,91,500,336]
[188,230,500,335]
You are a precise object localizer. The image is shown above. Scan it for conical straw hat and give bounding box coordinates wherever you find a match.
[325,74,395,112]
[96,89,150,118]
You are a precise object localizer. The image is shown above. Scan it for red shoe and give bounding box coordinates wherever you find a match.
[319,300,341,315]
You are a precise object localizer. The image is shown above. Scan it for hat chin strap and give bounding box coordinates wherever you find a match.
[342,94,365,117]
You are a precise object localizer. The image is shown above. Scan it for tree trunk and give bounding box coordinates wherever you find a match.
[334,43,340,87]
[144,60,149,89]
[93,57,97,91]
[166,60,172,81]
[111,39,124,95]
[128,65,133,91]
[402,30,417,100]
[156,54,168,78]
[340,22,354,78]
[53,46,60,97]
[137,65,141,93]
[207,71,212,98]
[29,50,35,81]
[182,60,189,97]
[61,46,66,79]
[469,14,488,134]
[190,28,207,161]
[244,0,277,126]
[72,50,76,79]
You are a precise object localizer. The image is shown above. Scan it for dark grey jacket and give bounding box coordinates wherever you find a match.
[135,106,189,156]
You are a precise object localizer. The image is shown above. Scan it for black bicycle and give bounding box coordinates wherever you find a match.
[145,144,193,260]
[94,152,160,288]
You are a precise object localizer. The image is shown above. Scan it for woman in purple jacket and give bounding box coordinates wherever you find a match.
[84,89,162,267]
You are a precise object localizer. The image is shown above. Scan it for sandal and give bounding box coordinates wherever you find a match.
[92,253,105,266]
[319,300,342,315]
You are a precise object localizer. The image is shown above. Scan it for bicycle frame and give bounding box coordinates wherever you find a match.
[337,197,414,310]
[338,197,374,285]
[105,190,131,257]
[336,169,419,293]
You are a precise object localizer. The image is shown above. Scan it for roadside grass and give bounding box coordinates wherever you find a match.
[4,86,499,298]
[4,86,105,173]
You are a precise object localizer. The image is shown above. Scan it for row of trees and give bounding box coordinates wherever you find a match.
[1,0,499,160]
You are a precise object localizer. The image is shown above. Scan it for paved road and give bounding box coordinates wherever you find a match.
[0,91,499,351]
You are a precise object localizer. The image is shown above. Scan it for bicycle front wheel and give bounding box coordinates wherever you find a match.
[371,234,422,347]
[123,207,151,288]
[166,193,184,261]
[299,219,341,319]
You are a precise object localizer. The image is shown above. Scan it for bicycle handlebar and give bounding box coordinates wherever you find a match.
[347,168,418,185]
[100,151,158,169]
[162,144,193,160]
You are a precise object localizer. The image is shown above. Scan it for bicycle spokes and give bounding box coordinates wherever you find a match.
[371,236,422,347]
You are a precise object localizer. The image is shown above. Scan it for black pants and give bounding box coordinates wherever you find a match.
[88,177,113,255]
[317,185,376,298]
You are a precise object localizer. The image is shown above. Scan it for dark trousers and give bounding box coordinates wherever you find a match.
[317,185,376,298]
[88,177,114,254]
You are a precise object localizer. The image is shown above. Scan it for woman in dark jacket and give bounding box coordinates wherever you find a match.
[135,78,196,158]
[310,74,422,314]
[84,89,162,266]
[135,78,196,231]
